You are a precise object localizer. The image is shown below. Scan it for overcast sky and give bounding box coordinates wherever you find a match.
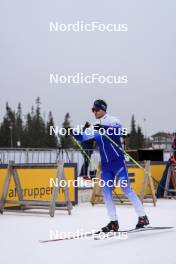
[0,0,176,136]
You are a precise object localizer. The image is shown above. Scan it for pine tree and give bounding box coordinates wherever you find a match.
[0,99,76,148]
[0,103,16,147]
[136,126,145,148]
[128,115,138,149]
[15,103,23,147]
[23,98,46,147]
[31,97,46,147]
[23,112,33,147]
[128,115,145,149]
[45,112,58,148]
[60,113,74,148]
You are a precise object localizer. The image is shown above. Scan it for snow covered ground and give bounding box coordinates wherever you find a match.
[0,199,176,264]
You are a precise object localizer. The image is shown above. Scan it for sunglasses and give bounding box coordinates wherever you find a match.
[92,107,101,113]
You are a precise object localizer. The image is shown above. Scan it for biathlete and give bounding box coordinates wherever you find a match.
[72,99,149,232]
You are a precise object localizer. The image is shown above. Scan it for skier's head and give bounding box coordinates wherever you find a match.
[92,99,107,119]
[172,137,176,150]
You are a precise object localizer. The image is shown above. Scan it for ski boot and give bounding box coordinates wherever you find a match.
[136,215,149,229]
[101,220,119,233]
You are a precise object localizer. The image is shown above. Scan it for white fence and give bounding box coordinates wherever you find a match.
[0,148,170,175]
[0,148,100,175]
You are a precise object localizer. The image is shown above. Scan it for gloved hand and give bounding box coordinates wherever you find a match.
[83,122,91,131]
[93,124,103,131]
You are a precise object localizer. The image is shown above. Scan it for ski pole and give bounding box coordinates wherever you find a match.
[72,136,96,169]
[103,133,175,197]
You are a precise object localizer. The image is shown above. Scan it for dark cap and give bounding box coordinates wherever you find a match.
[92,99,107,112]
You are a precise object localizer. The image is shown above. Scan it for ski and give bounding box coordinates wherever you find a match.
[39,226,174,243]
[94,226,174,240]
[39,230,101,243]
[127,226,174,233]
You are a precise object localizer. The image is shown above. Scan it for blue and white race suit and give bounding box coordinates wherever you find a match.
[73,114,145,221]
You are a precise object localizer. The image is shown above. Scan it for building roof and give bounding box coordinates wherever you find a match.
[151,132,174,138]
